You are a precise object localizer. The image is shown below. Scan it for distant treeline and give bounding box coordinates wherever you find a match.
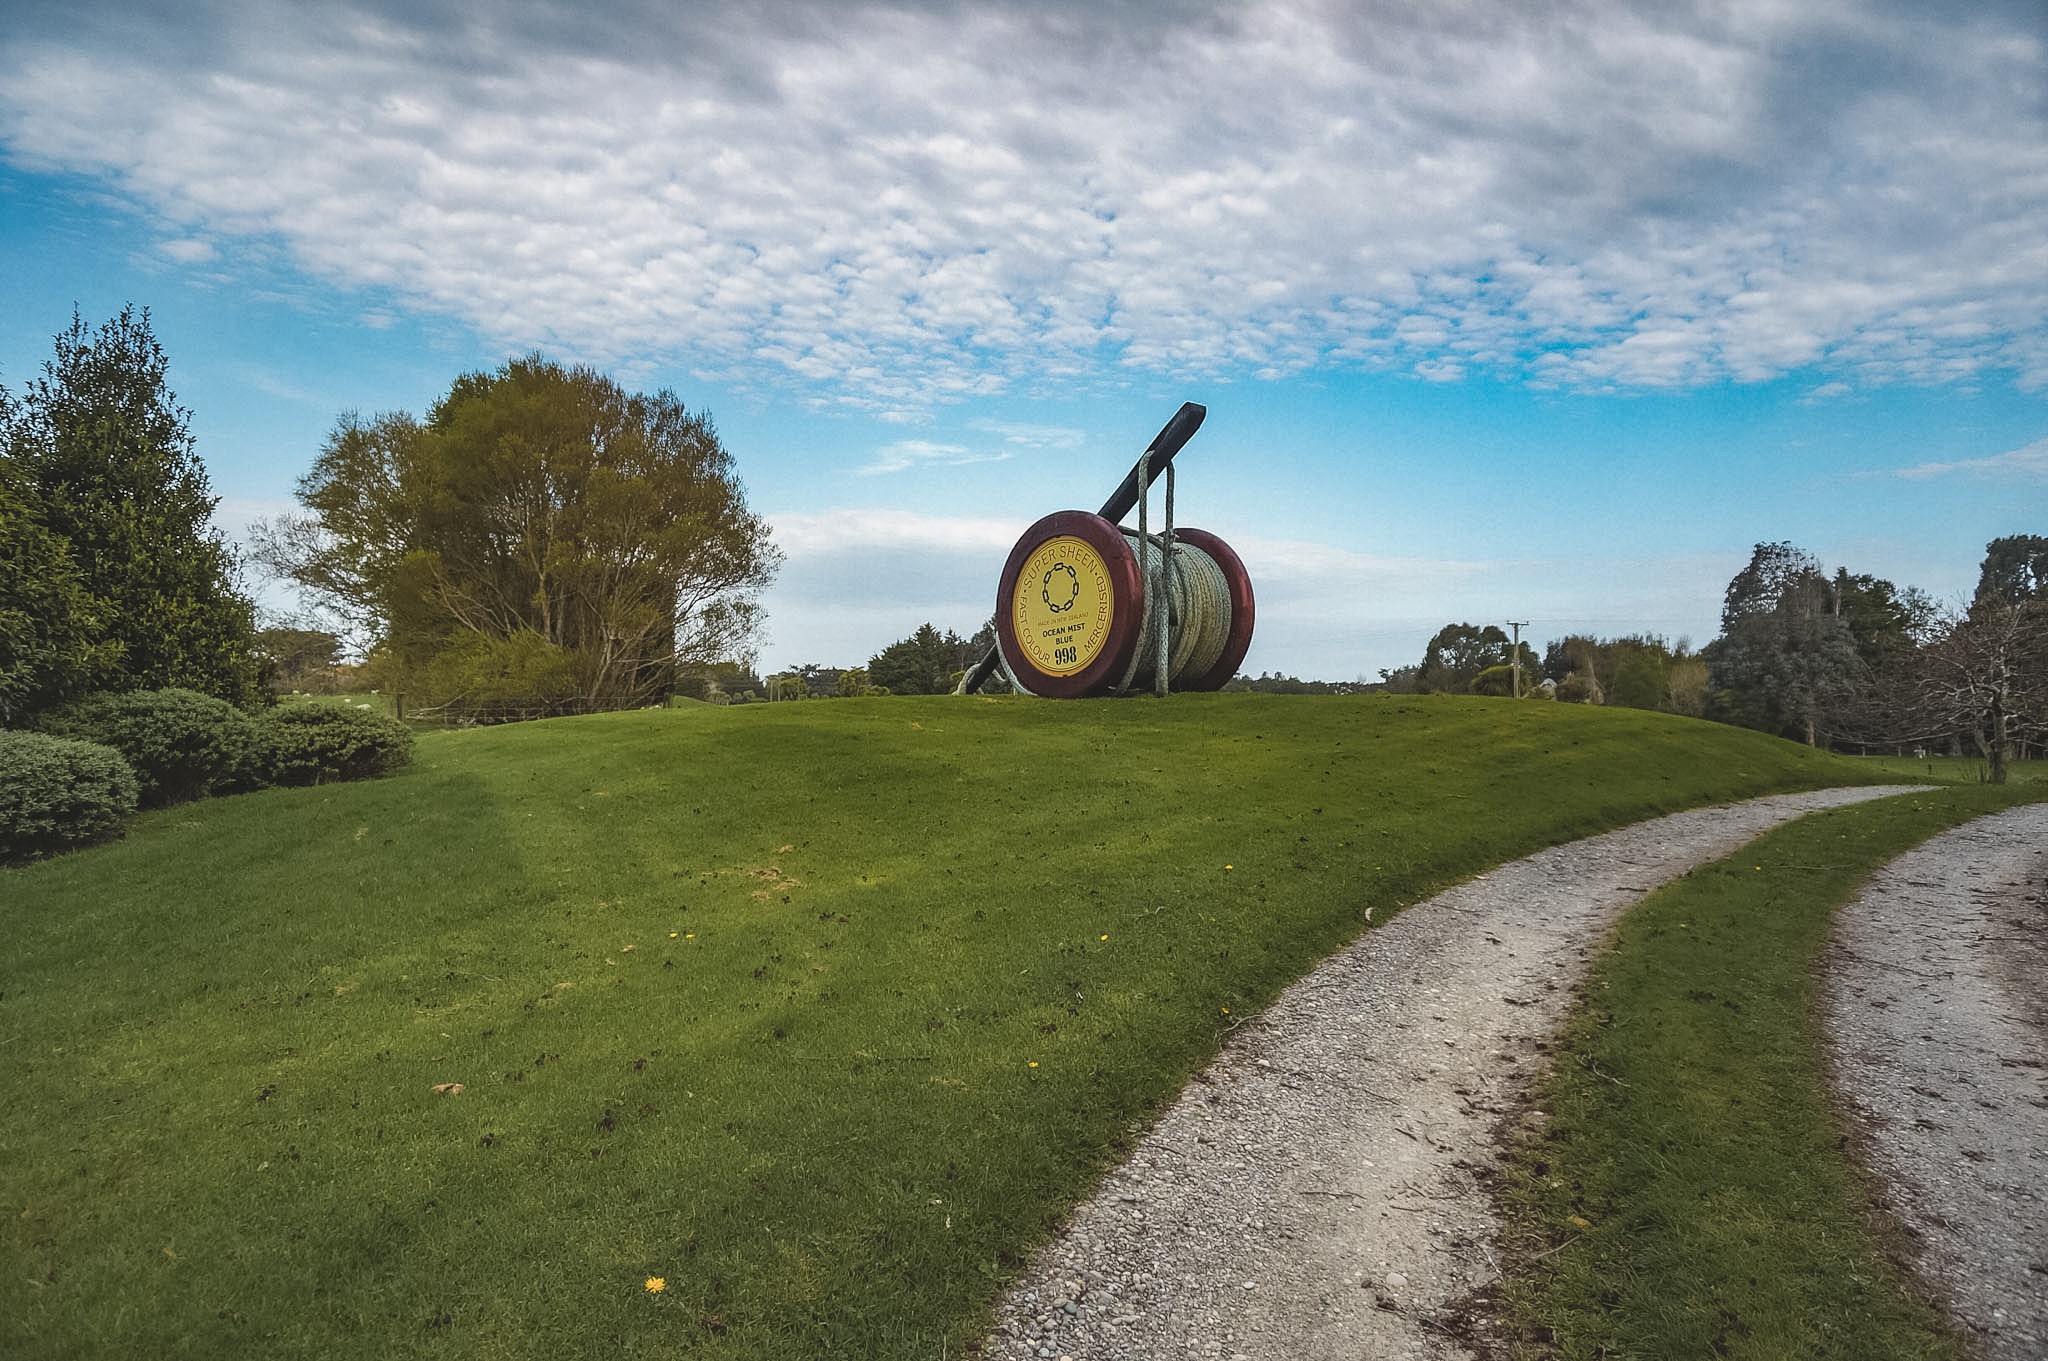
[1367,537,2047,782]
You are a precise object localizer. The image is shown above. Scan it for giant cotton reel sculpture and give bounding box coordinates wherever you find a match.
[964,403,1255,698]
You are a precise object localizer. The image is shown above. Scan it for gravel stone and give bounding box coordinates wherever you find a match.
[1824,801,2048,1361]
[982,787,1921,1359]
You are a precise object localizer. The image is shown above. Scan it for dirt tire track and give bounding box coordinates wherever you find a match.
[984,786,1923,1361]
[1824,801,2048,1360]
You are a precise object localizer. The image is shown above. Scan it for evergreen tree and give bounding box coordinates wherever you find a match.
[1703,543,1861,745]
[0,455,114,724]
[868,623,974,695]
[4,307,259,706]
[1973,534,2048,606]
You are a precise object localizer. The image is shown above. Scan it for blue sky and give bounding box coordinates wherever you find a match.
[4,0,2044,680]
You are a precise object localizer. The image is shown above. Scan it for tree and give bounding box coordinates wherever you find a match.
[1665,650,1710,717]
[1545,636,1605,703]
[1914,600,2048,783]
[1830,569,1934,669]
[1704,543,1863,745]
[1541,634,1705,714]
[2,307,260,706]
[835,667,884,697]
[1418,623,1499,693]
[868,623,976,695]
[1469,664,1521,697]
[1414,623,1532,695]
[765,671,809,701]
[0,461,113,724]
[784,662,845,697]
[1605,638,1672,711]
[1895,534,2048,782]
[1374,664,1422,694]
[256,357,780,713]
[1974,534,2048,606]
[252,624,344,690]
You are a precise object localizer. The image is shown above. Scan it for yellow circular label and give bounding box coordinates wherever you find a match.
[1012,535,1116,676]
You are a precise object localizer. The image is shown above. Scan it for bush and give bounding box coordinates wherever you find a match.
[40,688,269,807]
[262,704,415,786]
[0,730,140,863]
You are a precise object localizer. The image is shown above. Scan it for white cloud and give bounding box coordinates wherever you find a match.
[753,506,1019,667]
[3,0,2044,405]
[971,420,1087,450]
[157,237,213,263]
[766,506,1026,557]
[858,439,1013,475]
[1893,437,2048,482]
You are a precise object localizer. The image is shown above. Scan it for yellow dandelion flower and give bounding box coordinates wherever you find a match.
[644,1276,667,1294]
[684,932,696,939]
[669,931,679,938]
[1099,934,1109,941]
[1224,864,1233,871]
[1028,1061,1039,1069]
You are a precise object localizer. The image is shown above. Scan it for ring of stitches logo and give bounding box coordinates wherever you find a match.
[1013,535,1114,676]
[1041,563,1080,613]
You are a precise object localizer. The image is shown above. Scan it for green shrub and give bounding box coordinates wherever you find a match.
[261,704,415,786]
[0,730,139,863]
[40,688,268,807]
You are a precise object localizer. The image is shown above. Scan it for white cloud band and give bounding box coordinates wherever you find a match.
[5,0,2044,404]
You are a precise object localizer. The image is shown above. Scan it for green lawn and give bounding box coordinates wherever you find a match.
[1495,782,2046,1360]
[5,695,1875,1358]
[1842,752,2046,785]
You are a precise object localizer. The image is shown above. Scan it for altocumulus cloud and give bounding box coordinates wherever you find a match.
[4,0,2044,406]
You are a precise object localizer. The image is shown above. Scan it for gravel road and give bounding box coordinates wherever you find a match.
[1824,801,2048,1361]
[982,786,1924,1361]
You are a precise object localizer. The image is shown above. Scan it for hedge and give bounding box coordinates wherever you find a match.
[0,729,140,863]
[39,687,267,807]
[262,704,415,786]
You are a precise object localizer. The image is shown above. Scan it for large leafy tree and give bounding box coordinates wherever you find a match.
[256,356,779,712]
[2,307,259,708]
[1415,622,1532,695]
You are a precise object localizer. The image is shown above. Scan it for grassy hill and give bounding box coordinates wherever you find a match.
[3,695,1873,1359]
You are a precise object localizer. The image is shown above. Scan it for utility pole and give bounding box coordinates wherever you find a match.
[1507,620,1528,698]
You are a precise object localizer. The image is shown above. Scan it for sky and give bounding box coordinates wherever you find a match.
[3,0,2045,681]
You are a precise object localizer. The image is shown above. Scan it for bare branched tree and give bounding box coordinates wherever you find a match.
[1912,601,2048,784]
